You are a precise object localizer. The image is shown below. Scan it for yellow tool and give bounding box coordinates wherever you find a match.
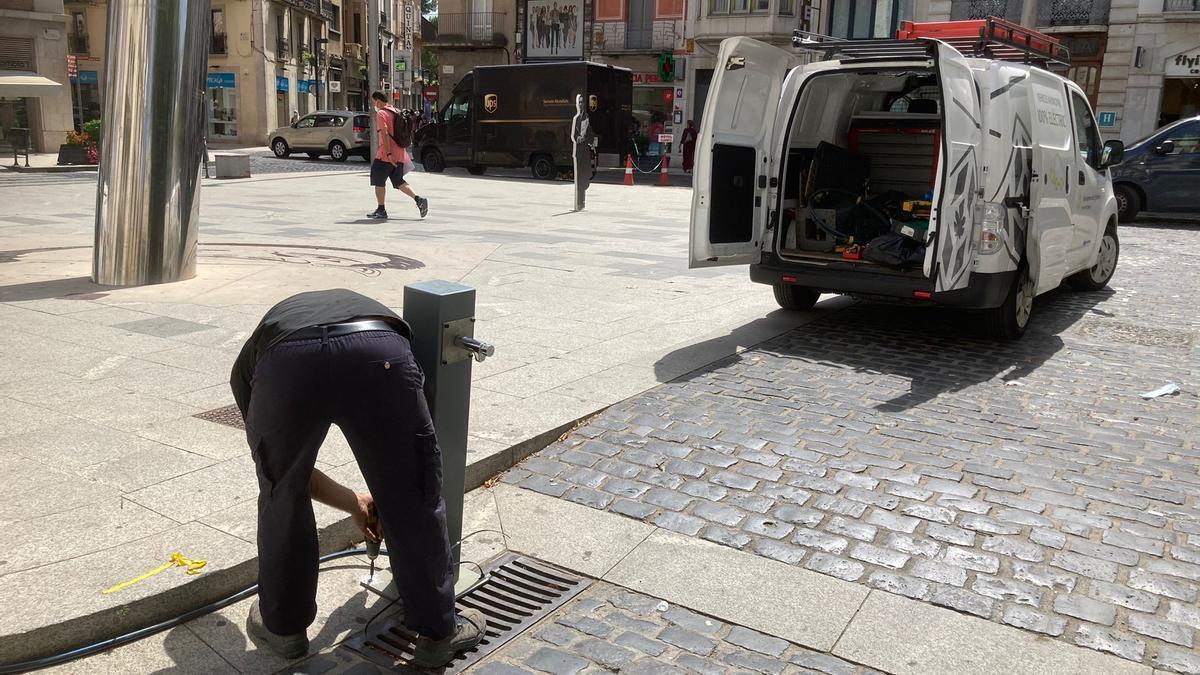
[102,552,207,595]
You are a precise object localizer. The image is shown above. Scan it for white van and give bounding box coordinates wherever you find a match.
[689,19,1126,338]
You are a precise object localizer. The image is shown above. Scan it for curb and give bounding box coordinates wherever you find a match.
[2,164,98,173]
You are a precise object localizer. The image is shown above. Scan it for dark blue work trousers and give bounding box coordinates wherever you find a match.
[244,329,456,639]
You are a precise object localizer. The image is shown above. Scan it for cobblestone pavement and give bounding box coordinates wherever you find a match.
[505,222,1200,673]
[289,583,880,675]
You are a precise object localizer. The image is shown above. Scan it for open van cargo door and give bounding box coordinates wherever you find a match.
[689,38,793,268]
[927,43,981,292]
[1025,71,1074,294]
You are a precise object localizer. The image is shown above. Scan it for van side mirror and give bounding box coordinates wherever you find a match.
[1100,139,1124,168]
[1154,140,1174,155]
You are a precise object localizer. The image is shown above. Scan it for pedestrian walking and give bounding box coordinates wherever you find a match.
[368,91,428,220]
[681,119,698,174]
[571,94,596,211]
[230,288,486,667]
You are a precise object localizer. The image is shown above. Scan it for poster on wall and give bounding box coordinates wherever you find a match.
[525,0,583,60]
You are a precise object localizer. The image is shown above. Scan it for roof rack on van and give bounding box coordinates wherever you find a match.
[792,17,1071,69]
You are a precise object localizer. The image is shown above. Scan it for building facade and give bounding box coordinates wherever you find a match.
[423,0,518,100]
[0,0,74,153]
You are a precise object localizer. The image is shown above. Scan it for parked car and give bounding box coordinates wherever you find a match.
[690,19,1125,339]
[1110,115,1200,221]
[268,111,371,162]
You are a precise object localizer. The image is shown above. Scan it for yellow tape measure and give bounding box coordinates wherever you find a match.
[102,552,207,595]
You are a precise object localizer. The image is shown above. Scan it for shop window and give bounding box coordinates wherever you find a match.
[1158,79,1200,127]
[209,85,238,138]
[597,0,625,20]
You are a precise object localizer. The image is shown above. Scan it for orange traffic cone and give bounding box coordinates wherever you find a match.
[660,154,670,186]
[624,154,635,186]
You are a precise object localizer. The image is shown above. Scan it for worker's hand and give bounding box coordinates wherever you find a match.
[354,492,383,543]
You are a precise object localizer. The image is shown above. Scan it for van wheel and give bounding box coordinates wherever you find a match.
[329,141,348,162]
[1069,225,1119,291]
[773,284,820,311]
[271,138,290,158]
[531,155,555,180]
[1114,184,1140,223]
[422,148,445,173]
[467,166,486,175]
[984,263,1034,340]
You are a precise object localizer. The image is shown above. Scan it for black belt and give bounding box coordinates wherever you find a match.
[287,319,398,341]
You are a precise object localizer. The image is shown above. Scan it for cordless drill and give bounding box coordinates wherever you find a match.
[366,538,380,582]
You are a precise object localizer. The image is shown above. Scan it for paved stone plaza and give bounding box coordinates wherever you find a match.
[508,221,1200,671]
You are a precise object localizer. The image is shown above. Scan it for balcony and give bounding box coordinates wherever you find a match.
[1164,0,1200,9]
[277,37,291,59]
[68,32,88,54]
[694,13,802,43]
[595,21,681,53]
[210,32,228,55]
[949,0,1022,22]
[345,42,365,61]
[1036,0,1110,25]
[424,12,509,46]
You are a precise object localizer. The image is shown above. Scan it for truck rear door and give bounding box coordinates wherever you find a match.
[689,38,793,268]
[1025,70,1074,294]
[928,43,981,292]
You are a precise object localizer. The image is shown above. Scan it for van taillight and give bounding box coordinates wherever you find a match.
[914,290,932,299]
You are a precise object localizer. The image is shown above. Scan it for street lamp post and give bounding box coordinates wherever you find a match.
[315,36,329,110]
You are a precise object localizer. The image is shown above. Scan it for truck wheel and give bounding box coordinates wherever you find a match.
[467,166,486,175]
[773,284,820,311]
[983,263,1034,340]
[1114,184,1140,223]
[329,141,348,162]
[1069,224,1119,291]
[272,138,291,158]
[422,148,445,173]
[531,155,555,180]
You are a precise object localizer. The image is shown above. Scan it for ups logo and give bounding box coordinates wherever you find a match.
[484,93,498,113]
[588,95,598,112]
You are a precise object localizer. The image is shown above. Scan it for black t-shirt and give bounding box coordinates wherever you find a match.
[230,288,412,418]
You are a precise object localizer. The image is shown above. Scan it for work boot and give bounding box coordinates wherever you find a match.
[415,196,429,219]
[368,206,388,219]
[246,598,309,659]
[410,609,486,668]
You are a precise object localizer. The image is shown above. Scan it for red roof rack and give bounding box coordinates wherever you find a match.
[895,17,1071,68]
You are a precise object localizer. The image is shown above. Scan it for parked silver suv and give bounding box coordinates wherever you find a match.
[268,110,371,162]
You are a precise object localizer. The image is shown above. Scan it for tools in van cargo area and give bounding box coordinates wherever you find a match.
[864,232,926,268]
[891,218,929,244]
[902,200,932,218]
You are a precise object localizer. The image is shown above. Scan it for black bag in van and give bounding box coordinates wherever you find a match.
[863,232,926,268]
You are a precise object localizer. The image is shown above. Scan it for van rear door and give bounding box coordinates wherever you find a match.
[689,38,793,268]
[928,43,981,292]
[1025,70,1074,294]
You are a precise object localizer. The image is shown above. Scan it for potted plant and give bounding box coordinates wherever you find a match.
[82,119,101,163]
[57,130,90,165]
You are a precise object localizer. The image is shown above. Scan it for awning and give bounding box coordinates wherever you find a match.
[0,70,63,97]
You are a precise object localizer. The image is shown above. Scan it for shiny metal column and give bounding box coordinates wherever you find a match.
[93,0,211,286]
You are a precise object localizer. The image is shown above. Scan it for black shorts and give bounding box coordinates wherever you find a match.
[370,159,408,188]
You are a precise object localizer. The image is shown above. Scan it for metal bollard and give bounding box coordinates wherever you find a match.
[402,281,493,580]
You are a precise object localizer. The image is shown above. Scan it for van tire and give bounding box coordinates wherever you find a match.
[983,263,1034,340]
[531,155,555,180]
[329,141,348,162]
[422,148,445,173]
[1069,224,1119,291]
[1114,184,1140,223]
[773,284,821,311]
[271,138,291,158]
[467,166,486,175]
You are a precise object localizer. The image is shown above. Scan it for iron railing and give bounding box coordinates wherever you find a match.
[596,21,679,52]
[949,0,1022,22]
[425,12,508,45]
[1164,0,1200,10]
[1036,0,1110,25]
[68,32,88,54]
[210,32,228,54]
[277,37,291,58]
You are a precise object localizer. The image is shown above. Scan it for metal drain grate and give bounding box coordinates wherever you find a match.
[343,553,591,673]
[194,404,245,430]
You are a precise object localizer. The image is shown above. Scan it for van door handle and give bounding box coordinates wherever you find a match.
[1078,170,1085,185]
[1065,166,1069,195]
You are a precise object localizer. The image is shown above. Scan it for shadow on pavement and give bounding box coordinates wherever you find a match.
[0,275,109,302]
[655,287,1113,412]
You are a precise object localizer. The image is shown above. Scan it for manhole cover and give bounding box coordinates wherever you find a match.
[1078,319,1194,349]
[344,553,591,673]
[194,404,245,430]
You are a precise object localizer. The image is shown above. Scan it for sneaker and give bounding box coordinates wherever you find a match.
[415,196,429,219]
[368,206,388,219]
[246,598,309,659]
[410,609,486,668]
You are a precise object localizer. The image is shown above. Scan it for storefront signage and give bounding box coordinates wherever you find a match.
[423,90,439,101]
[1097,111,1116,128]
[633,73,663,84]
[298,79,310,93]
[78,70,98,85]
[657,133,674,143]
[329,81,341,93]
[207,72,236,89]
[275,75,289,92]
[66,54,77,77]
[1167,50,1200,77]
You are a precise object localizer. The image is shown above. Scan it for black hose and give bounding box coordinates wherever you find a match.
[0,547,385,674]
